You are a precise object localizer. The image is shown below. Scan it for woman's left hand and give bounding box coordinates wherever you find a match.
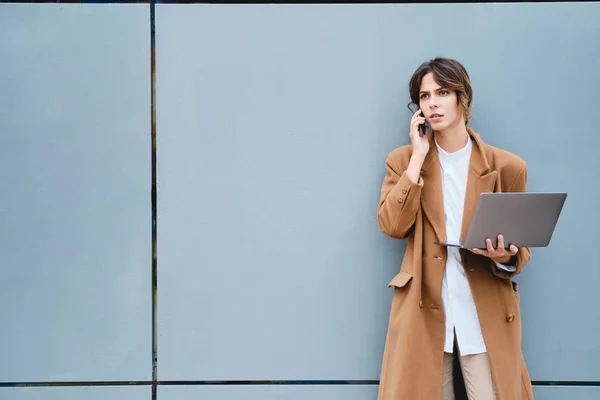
[470,234,518,264]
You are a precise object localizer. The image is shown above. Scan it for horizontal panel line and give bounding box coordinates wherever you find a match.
[156,0,600,3]
[0,381,152,387]
[531,381,600,386]
[159,380,380,385]
[2,380,600,388]
[4,0,600,4]
[161,380,600,387]
[0,0,150,3]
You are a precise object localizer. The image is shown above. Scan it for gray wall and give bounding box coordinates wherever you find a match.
[1,2,599,399]
[0,3,151,384]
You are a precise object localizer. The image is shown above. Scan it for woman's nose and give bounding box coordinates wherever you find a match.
[428,96,438,109]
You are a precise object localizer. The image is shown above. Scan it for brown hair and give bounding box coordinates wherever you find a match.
[408,57,473,124]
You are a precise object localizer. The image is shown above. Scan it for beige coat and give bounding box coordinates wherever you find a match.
[376,128,534,400]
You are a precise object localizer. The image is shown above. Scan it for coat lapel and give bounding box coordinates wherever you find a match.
[459,128,498,243]
[420,128,498,245]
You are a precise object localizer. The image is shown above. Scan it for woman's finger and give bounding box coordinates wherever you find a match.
[470,248,488,256]
[411,116,426,125]
[497,234,505,250]
[486,238,495,253]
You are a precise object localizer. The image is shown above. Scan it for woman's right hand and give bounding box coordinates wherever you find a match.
[409,108,430,159]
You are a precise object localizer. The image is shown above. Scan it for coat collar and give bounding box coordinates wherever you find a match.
[420,127,498,244]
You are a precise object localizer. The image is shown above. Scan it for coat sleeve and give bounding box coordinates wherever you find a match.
[377,152,423,240]
[491,162,531,279]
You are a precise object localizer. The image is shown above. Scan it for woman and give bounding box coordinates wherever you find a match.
[376,58,534,400]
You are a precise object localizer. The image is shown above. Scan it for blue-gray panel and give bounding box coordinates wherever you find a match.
[156,3,398,381]
[0,386,149,400]
[533,386,600,400]
[461,4,600,383]
[0,4,151,381]
[159,385,378,400]
[156,3,600,381]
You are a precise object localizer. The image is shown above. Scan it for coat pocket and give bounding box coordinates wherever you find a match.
[511,280,519,292]
[388,271,413,288]
[511,280,521,300]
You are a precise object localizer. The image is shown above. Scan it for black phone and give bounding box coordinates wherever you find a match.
[408,103,430,137]
[418,112,430,137]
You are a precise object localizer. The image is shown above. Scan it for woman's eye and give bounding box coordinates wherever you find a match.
[420,94,429,99]
[440,90,449,95]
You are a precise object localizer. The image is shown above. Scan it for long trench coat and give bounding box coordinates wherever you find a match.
[376,128,534,400]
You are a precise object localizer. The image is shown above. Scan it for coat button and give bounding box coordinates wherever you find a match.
[397,197,403,203]
[419,300,423,308]
[402,188,407,194]
[506,314,515,323]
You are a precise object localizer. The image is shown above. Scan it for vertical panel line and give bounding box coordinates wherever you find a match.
[150,0,158,399]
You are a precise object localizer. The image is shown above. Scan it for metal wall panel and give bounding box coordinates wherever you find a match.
[158,385,378,400]
[155,2,600,382]
[0,4,151,381]
[156,3,395,381]
[0,387,149,400]
[158,385,600,400]
[532,386,600,400]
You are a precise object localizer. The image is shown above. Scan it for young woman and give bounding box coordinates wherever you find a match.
[376,58,534,400]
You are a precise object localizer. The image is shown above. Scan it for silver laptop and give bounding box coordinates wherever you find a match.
[435,192,567,249]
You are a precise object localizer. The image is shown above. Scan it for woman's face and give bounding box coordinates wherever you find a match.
[418,72,464,133]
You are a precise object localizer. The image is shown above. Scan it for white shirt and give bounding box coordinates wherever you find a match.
[436,136,515,355]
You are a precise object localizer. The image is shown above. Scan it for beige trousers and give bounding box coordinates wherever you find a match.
[442,350,497,400]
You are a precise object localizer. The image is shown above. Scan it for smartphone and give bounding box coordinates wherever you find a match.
[407,103,430,137]
[418,112,430,137]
